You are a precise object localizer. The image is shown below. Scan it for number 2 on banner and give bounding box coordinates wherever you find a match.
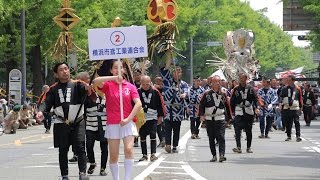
[110,31,125,46]
[115,35,120,42]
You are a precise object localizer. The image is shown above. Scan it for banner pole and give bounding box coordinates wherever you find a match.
[118,59,124,121]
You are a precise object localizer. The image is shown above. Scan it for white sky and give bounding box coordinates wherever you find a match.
[242,0,310,47]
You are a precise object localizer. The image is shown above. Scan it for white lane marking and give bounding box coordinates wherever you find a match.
[136,161,149,166]
[31,154,45,156]
[310,146,320,153]
[182,164,207,180]
[134,157,165,180]
[179,130,191,154]
[303,147,311,150]
[162,161,187,164]
[157,166,183,169]
[308,150,316,152]
[151,172,188,175]
[23,165,59,168]
[48,146,54,149]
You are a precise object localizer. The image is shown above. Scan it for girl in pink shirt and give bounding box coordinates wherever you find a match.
[93,60,142,180]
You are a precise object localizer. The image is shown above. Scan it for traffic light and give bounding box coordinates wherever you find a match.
[298,35,308,40]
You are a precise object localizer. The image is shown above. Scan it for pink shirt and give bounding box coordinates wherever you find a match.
[101,80,140,125]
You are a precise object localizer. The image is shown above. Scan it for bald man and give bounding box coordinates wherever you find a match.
[199,75,232,162]
[138,76,165,161]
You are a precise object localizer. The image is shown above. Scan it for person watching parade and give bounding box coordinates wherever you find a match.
[3,105,20,134]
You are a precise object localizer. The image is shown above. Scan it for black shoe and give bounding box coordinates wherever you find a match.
[306,123,310,126]
[246,148,253,153]
[272,124,277,130]
[296,137,302,142]
[69,156,78,162]
[79,172,89,180]
[87,163,96,174]
[62,176,69,180]
[210,156,217,162]
[195,135,201,139]
[258,134,264,138]
[219,155,227,162]
[264,135,270,139]
[172,147,179,153]
[139,155,148,161]
[134,142,139,147]
[45,129,50,134]
[285,137,292,141]
[100,169,108,176]
[232,147,242,153]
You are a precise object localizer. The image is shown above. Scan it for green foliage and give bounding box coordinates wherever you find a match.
[0,0,317,88]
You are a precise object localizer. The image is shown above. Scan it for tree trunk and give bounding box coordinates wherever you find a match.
[30,45,43,102]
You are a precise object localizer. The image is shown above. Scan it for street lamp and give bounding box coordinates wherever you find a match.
[190,20,220,84]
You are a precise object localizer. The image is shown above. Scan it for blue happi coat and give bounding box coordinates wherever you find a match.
[188,86,205,118]
[160,68,189,121]
[258,88,278,117]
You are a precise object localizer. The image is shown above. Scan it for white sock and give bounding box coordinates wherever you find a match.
[124,159,134,180]
[109,163,119,180]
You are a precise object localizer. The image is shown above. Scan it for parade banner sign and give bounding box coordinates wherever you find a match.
[88,26,148,60]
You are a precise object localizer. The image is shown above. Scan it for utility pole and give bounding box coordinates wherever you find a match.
[190,37,193,85]
[21,9,26,104]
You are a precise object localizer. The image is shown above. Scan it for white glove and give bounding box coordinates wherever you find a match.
[267,104,272,110]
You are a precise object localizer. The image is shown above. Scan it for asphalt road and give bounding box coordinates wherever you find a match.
[1,117,320,180]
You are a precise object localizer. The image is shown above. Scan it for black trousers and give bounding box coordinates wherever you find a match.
[54,121,87,176]
[86,130,108,169]
[190,117,200,135]
[234,115,253,149]
[157,122,165,142]
[139,120,157,155]
[259,115,273,136]
[282,110,301,138]
[303,106,313,125]
[43,113,52,130]
[206,120,226,156]
[164,119,181,147]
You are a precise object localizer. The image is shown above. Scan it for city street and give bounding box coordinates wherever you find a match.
[1,118,320,180]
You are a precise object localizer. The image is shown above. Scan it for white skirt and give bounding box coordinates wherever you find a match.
[105,121,138,139]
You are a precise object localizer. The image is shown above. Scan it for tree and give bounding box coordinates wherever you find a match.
[0,0,317,99]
